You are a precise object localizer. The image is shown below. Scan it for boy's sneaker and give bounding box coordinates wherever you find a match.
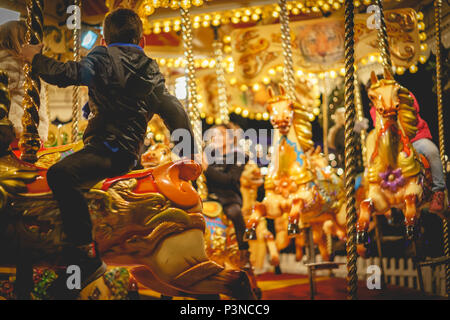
[429,191,445,214]
[48,242,107,300]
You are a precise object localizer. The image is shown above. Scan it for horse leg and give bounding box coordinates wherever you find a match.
[295,234,305,262]
[275,216,290,251]
[288,198,303,236]
[244,203,266,241]
[259,223,279,266]
[404,194,418,239]
[384,209,394,225]
[357,199,373,245]
[313,226,330,262]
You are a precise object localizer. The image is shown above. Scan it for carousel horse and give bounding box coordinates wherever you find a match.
[356,70,433,256]
[245,85,346,262]
[0,72,255,300]
[141,143,241,270]
[240,162,279,269]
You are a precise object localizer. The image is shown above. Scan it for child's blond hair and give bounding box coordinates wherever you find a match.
[0,20,27,56]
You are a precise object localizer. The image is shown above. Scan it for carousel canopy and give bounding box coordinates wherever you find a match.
[0,0,447,122]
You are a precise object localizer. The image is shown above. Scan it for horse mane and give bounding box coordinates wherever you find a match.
[397,86,418,140]
[292,100,314,152]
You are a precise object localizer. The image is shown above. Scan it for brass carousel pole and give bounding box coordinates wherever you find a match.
[354,74,367,167]
[278,0,296,100]
[213,29,230,125]
[375,0,393,75]
[44,83,50,125]
[181,7,208,200]
[434,0,450,298]
[72,0,81,142]
[343,0,358,300]
[322,76,329,158]
[19,0,44,163]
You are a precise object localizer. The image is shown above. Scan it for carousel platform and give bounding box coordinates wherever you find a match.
[138,273,444,300]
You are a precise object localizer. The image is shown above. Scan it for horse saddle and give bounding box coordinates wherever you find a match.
[1,148,202,209]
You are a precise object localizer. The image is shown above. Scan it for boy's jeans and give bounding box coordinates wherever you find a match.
[46,144,135,246]
[412,138,446,192]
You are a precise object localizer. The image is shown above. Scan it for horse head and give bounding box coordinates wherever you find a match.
[266,84,294,136]
[368,69,402,122]
[368,69,419,171]
[141,143,172,168]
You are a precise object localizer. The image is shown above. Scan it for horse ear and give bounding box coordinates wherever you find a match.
[384,68,393,80]
[370,71,378,87]
[315,145,322,154]
[267,86,275,99]
[279,83,287,97]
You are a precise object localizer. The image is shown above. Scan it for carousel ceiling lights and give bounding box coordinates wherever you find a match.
[142,0,213,12]
[139,0,408,35]
[140,0,348,35]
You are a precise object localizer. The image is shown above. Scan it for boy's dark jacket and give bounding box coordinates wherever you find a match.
[204,150,249,207]
[32,45,194,161]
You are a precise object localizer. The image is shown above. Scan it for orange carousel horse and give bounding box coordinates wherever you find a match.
[356,70,434,256]
[0,71,255,300]
[240,162,279,269]
[244,85,346,262]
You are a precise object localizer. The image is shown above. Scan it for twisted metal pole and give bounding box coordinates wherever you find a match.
[19,0,44,163]
[44,82,50,124]
[375,0,393,76]
[279,0,296,100]
[354,74,367,167]
[434,0,449,298]
[343,0,358,300]
[322,76,329,157]
[181,7,208,200]
[213,35,230,125]
[71,0,81,142]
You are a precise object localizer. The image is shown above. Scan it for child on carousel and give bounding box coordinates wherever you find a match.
[20,8,195,297]
[203,123,259,285]
[369,85,447,214]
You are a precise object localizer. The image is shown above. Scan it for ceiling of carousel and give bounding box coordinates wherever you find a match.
[0,0,440,58]
[0,0,447,123]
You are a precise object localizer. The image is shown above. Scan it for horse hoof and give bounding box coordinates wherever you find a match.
[405,225,415,239]
[287,223,300,236]
[356,231,368,245]
[244,228,257,241]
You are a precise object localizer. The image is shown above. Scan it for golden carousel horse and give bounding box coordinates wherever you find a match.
[245,85,346,262]
[0,72,255,300]
[141,143,241,270]
[356,70,434,256]
[240,162,279,269]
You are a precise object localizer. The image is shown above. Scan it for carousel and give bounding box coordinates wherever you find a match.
[0,0,448,301]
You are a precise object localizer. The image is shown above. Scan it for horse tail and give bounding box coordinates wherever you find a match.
[292,102,314,151]
[397,87,418,140]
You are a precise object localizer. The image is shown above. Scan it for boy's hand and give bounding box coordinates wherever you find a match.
[20,43,44,64]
